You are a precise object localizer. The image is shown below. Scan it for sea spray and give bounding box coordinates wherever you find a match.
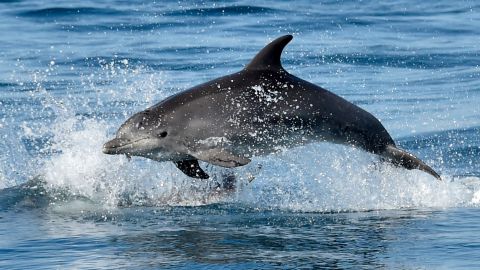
[4,54,478,211]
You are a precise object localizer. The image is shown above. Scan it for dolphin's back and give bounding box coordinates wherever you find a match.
[282,72,396,153]
[151,65,396,155]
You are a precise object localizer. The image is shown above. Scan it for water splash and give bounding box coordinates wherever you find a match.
[40,116,238,207]
[34,113,478,211]
[2,56,479,212]
[237,144,477,212]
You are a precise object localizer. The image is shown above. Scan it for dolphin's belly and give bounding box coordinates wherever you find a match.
[224,122,346,158]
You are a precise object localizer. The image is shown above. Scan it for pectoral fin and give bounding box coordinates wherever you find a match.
[174,160,209,179]
[193,149,251,168]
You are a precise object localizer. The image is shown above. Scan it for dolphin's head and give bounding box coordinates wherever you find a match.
[103,108,182,161]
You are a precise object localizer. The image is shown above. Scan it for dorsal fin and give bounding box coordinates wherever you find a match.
[244,35,293,71]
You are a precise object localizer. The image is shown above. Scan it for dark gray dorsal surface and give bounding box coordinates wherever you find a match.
[244,35,293,71]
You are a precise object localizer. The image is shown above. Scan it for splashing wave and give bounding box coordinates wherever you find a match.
[1,55,479,213]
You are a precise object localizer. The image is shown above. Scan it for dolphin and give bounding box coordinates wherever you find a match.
[103,35,441,180]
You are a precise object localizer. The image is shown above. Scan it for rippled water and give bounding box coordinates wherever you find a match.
[1,0,480,269]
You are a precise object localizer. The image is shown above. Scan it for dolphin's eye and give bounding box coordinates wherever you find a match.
[159,131,168,138]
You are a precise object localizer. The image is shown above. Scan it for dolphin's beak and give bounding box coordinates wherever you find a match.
[102,138,131,155]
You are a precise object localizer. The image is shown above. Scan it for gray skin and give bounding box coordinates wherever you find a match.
[103,35,441,180]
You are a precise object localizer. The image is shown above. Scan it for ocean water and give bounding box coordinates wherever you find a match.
[1,0,480,268]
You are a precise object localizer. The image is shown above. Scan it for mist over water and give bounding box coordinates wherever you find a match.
[1,0,480,269]
[5,59,477,211]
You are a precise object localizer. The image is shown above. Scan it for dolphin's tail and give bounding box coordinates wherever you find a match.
[381,145,442,180]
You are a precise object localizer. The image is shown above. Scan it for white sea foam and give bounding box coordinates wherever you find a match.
[236,144,475,212]
[40,116,235,207]
[19,60,479,212]
[38,113,478,211]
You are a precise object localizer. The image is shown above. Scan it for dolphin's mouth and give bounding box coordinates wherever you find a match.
[102,137,148,155]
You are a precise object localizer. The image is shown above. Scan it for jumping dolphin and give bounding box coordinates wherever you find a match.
[103,35,441,180]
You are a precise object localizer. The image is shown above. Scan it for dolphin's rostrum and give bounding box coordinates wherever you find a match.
[103,35,441,180]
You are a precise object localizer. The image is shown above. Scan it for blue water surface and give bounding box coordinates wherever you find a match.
[1,0,480,269]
